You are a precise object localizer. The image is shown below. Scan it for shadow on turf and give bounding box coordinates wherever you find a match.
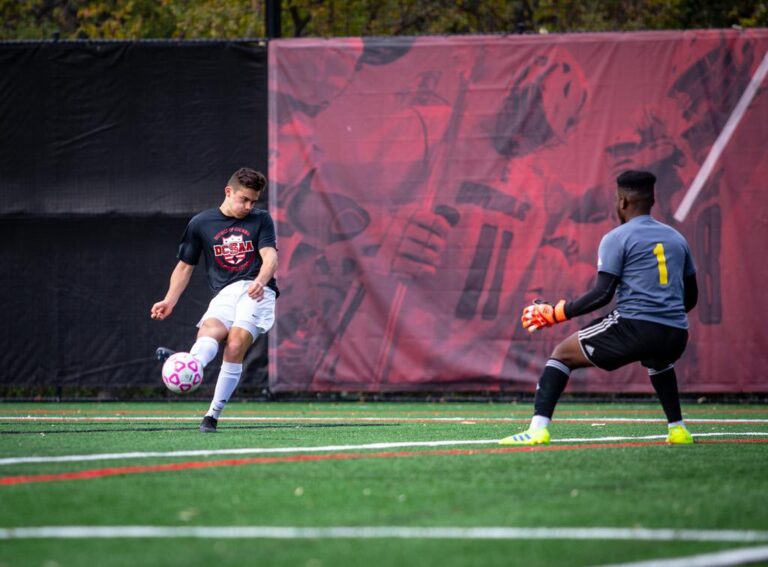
[0,423,400,435]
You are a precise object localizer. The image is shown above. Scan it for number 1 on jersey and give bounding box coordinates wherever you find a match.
[653,243,668,285]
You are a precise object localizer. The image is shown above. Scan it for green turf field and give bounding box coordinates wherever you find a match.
[1,401,768,567]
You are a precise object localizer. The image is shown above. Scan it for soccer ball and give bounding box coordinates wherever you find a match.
[161,352,203,394]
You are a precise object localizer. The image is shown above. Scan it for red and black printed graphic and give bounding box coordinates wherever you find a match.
[213,227,255,271]
[269,31,768,394]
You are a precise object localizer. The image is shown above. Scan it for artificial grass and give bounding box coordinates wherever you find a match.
[1,402,767,567]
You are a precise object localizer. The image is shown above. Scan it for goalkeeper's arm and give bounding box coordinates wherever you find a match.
[522,272,619,331]
[683,273,698,313]
[565,272,696,318]
[562,271,619,320]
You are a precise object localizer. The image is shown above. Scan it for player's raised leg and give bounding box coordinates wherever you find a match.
[179,317,226,433]
[156,307,225,364]
[190,330,222,368]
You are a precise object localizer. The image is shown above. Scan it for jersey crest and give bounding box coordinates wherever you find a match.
[214,232,255,267]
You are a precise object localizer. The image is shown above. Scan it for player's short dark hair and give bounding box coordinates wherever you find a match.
[229,167,266,192]
[616,170,656,193]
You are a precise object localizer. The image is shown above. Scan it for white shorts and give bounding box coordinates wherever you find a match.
[198,280,276,341]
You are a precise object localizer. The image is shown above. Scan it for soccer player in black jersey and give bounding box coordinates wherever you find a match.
[500,170,698,445]
[151,168,279,432]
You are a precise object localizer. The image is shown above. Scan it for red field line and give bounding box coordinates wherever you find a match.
[3,439,767,487]
[3,407,768,416]
[2,417,766,426]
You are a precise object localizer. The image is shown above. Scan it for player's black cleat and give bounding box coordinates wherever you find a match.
[155,347,176,362]
[200,416,218,433]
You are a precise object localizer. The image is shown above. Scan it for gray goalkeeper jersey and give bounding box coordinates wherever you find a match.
[597,215,696,329]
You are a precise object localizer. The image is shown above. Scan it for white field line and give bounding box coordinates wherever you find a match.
[0,431,766,467]
[598,544,768,567]
[2,416,768,424]
[1,526,768,543]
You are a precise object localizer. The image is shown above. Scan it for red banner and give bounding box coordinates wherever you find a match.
[268,30,768,393]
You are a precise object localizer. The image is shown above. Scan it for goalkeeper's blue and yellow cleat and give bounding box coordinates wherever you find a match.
[667,425,694,445]
[499,427,551,446]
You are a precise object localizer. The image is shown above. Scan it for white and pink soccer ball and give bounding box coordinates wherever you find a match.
[161,352,203,394]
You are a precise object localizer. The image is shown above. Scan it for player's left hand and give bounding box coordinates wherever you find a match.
[521,299,567,332]
[248,280,265,301]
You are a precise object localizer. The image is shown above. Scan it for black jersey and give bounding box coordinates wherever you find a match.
[177,207,279,296]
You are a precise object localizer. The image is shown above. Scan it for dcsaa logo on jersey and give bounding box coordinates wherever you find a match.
[213,228,255,270]
[161,352,203,394]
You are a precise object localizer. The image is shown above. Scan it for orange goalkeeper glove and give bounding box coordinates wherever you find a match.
[521,299,567,333]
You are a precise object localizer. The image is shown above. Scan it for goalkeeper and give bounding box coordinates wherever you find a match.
[500,170,698,446]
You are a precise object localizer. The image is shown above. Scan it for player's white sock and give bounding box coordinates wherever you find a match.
[206,361,242,419]
[668,420,685,429]
[190,336,219,368]
[530,415,551,430]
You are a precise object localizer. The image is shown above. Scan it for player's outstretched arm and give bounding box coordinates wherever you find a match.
[248,246,278,301]
[522,272,619,332]
[150,261,195,320]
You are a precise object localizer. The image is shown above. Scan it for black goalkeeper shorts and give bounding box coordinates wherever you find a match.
[577,310,689,372]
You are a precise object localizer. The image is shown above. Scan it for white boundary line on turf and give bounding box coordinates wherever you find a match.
[597,544,768,567]
[1,526,768,542]
[2,416,768,424]
[1,432,766,467]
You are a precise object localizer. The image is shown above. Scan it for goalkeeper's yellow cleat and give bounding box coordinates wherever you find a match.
[666,425,694,445]
[499,427,551,446]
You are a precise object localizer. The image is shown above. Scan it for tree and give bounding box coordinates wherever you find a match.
[0,0,263,40]
[0,0,765,41]
[531,0,768,33]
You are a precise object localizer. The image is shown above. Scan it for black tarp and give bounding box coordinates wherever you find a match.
[0,41,268,393]
[0,40,267,215]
